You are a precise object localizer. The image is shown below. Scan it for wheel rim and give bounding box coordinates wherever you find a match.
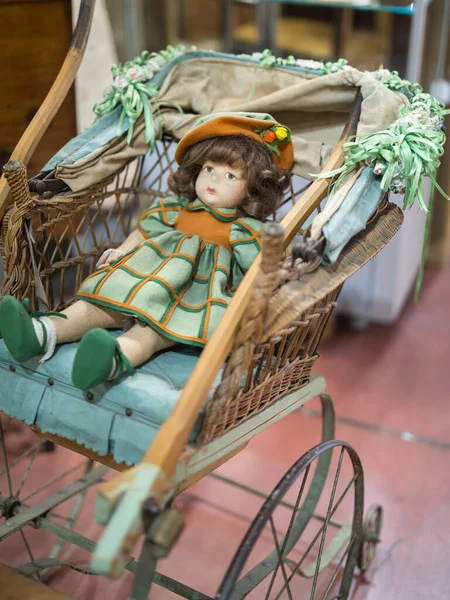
[216,440,364,600]
[357,504,383,572]
[0,417,104,579]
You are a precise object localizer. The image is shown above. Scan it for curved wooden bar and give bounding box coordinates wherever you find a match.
[0,0,96,221]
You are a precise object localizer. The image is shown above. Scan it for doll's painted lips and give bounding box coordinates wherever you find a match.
[207,187,216,194]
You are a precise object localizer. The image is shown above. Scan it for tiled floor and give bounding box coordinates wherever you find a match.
[1,264,449,599]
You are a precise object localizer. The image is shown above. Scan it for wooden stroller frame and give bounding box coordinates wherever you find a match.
[0,1,403,597]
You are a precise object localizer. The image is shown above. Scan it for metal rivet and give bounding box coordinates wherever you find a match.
[125,408,132,417]
[47,378,54,386]
[86,392,94,401]
[9,365,16,372]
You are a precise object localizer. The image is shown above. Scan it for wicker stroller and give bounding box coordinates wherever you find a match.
[4,1,444,598]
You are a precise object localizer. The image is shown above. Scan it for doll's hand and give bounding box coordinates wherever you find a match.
[96,248,125,269]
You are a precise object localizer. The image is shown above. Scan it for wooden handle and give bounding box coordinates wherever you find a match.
[2,161,31,208]
[260,221,284,274]
[0,0,96,221]
[207,221,286,413]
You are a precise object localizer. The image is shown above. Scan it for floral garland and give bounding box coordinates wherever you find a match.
[248,49,350,75]
[93,45,196,147]
[371,68,423,100]
[249,49,449,210]
[92,46,353,147]
[317,92,449,211]
[93,45,448,214]
[247,49,423,95]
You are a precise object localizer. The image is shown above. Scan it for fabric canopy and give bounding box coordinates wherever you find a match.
[45,52,408,192]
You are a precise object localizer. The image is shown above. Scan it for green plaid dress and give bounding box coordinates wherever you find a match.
[77,196,262,346]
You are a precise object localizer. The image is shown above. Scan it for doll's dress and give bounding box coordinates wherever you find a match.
[77,196,262,347]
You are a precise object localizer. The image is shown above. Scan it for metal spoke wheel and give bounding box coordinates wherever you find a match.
[357,504,383,572]
[0,416,108,580]
[216,440,365,600]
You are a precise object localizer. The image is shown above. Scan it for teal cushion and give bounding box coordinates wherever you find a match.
[0,333,222,465]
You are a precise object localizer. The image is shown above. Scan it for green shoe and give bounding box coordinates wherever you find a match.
[72,328,135,390]
[0,296,43,362]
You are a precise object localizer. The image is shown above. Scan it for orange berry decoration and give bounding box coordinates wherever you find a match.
[264,130,277,143]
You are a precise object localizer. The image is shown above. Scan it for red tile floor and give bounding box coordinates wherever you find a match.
[1,263,449,599]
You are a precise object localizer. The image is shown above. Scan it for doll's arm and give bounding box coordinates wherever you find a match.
[97,229,145,268]
[117,228,146,253]
[98,196,186,268]
[229,219,263,290]
[138,196,187,238]
[230,219,262,268]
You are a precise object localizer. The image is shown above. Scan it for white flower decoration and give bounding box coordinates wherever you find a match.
[113,75,127,90]
[140,67,154,81]
[126,66,144,81]
[146,56,166,70]
[390,177,406,194]
[296,59,322,70]
[373,162,384,176]
[376,69,391,80]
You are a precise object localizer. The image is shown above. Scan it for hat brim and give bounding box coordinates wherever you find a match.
[175,115,294,171]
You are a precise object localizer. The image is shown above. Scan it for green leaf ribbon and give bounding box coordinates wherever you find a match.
[93,45,194,149]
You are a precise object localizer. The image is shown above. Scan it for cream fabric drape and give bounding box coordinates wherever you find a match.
[56,57,408,191]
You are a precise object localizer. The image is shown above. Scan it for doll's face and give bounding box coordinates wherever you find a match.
[195,161,248,209]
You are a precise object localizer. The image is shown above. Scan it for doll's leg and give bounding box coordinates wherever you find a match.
[116,323,175,367]
[0,296,124,363]
[71,323,175,390]
[49,300,125,343]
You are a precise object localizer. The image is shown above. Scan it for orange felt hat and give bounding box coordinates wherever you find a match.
[175,114,294,171]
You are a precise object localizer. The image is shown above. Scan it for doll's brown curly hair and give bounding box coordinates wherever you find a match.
[168,135,291,221]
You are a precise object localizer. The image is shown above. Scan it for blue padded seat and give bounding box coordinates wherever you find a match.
[0,332,222,466]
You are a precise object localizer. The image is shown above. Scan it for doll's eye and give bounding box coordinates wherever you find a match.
[204,166,213,173]
[226,173,236,181]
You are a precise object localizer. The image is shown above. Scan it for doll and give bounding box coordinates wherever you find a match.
[0,114,293,390]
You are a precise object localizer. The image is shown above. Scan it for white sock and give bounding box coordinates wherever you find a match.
[108,357,118,380]
[32,317,57,363]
